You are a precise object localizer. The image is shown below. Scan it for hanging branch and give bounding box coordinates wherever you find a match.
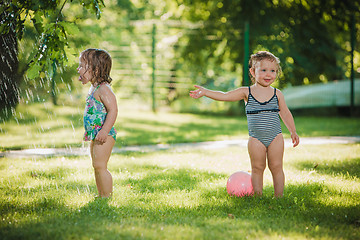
[25,0,105,79]
[26,0,68,69]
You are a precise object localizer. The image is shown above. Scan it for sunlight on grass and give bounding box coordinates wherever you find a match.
[1,144,359,239]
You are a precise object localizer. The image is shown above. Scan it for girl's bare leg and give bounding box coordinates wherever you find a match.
[248,137,267,196]
[267,133,285,197]
[90,136,115,198]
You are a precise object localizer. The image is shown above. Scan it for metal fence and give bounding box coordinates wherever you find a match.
[108,20,201,111]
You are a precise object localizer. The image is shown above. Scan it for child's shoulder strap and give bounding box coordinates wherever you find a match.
[94,84,103,91]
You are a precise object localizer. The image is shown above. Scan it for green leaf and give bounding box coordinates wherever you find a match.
[59,22,79,35]
[26,64,42,79]
[32,11,44,34]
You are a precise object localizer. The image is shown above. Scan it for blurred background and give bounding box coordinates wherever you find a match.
[1,0,359,118]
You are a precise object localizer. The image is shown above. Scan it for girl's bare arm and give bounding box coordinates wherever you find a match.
[277,89,299,147]
[190,85,248,102]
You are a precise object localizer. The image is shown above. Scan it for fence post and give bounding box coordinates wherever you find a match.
[151,23,157,112]
[350,12,355,115]
[243,21,250,86]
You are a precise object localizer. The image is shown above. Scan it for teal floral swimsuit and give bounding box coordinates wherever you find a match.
[83,84,117,141]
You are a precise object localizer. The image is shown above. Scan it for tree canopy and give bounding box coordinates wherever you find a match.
[179,0,360,87]
[0,0,359,116]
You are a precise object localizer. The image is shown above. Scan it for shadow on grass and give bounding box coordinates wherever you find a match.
[1,166,359,240]
[295,157,360,179]
[116,117,248,147]
[120,164,224,193]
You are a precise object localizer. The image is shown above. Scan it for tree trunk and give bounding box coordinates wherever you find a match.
[0,30,20,119]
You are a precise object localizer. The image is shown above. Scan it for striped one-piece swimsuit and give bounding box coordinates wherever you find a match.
[245,87,282,147]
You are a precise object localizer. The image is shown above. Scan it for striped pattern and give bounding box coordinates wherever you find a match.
[245,87,282,147]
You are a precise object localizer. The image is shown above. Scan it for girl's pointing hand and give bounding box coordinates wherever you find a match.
[189,85,206,99]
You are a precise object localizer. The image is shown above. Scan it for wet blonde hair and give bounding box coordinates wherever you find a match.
[80,48,112,85]
[248,51,282,82]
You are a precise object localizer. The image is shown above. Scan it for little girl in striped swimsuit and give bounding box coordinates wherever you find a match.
[78,48,118,198]
[190,51,299,197]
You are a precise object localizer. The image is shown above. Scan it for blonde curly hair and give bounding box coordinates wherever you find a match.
[248,51,282,82]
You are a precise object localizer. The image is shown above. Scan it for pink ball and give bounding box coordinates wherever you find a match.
[226,171,254,197]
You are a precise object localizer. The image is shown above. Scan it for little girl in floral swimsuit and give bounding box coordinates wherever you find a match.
[84,84,117,142]
[78,48,118,198]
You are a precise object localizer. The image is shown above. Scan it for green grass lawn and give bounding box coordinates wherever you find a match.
[1,101,359,150]
[1,143,359,239]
